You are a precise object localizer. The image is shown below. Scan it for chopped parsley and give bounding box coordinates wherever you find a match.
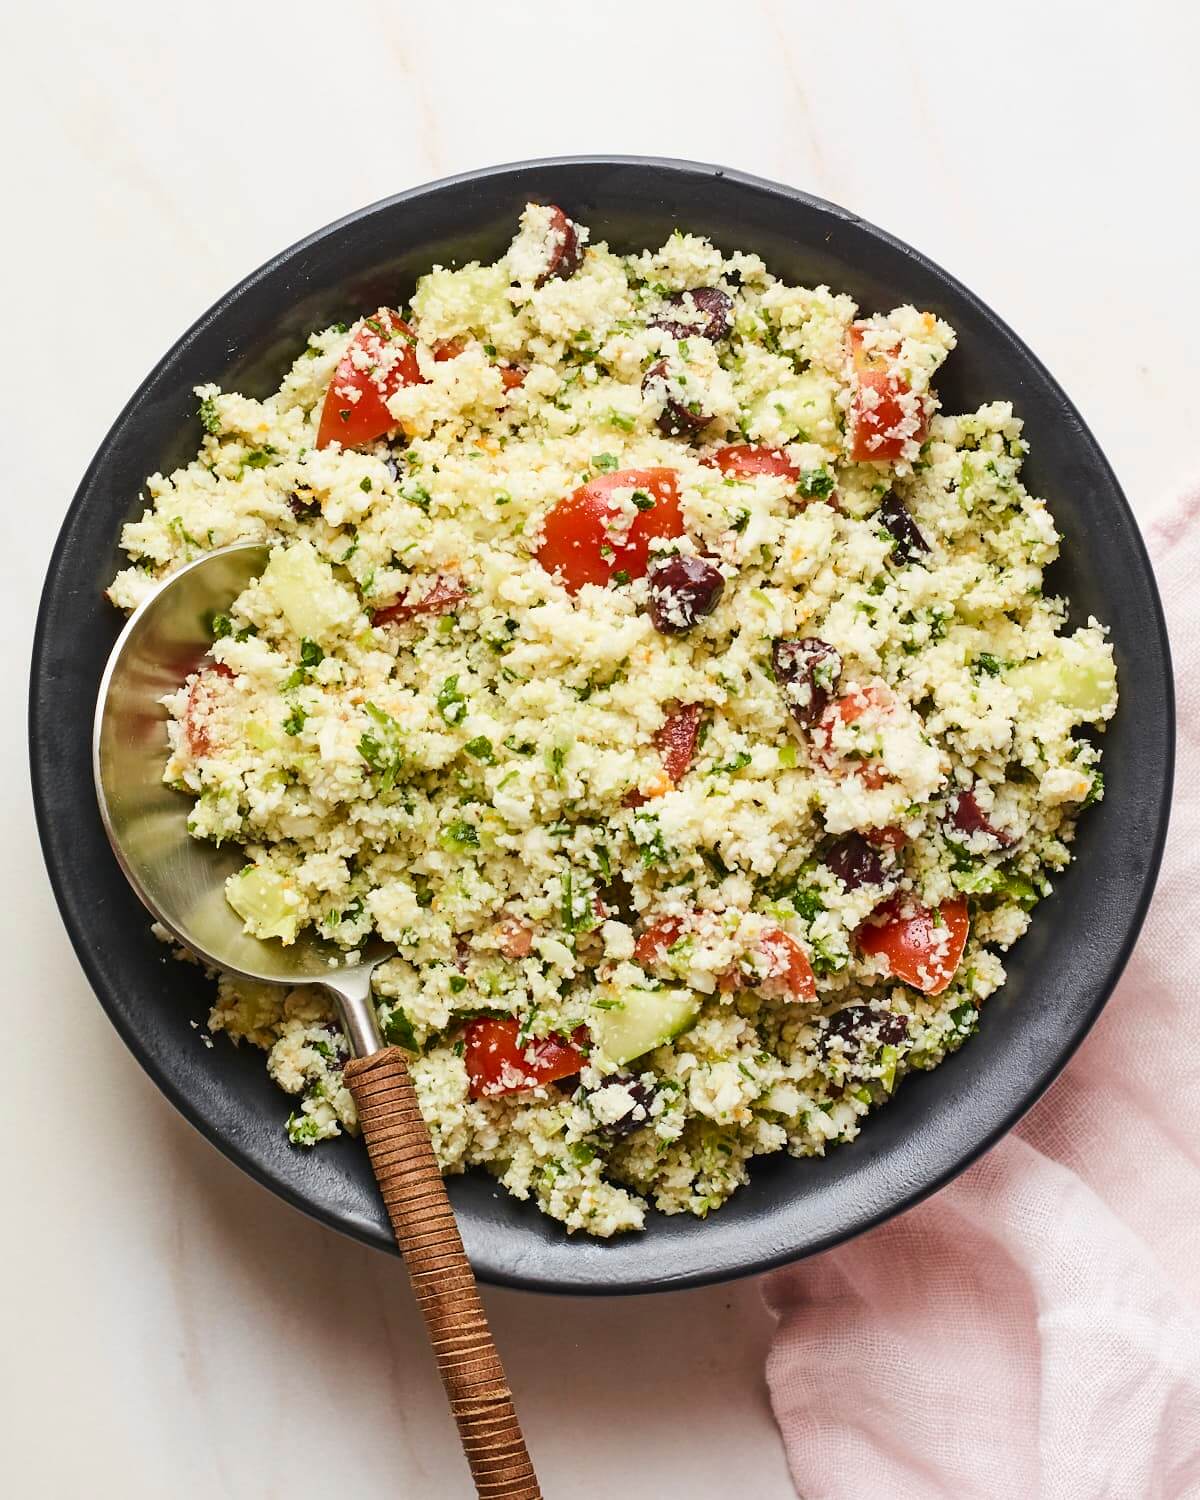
[974,652,1004,677]
[708,750,752,777]
[796,465,835,500]
[358,702,404,791]
[437,674,468,726]
[198,394,222,435]
[440,819,480,850]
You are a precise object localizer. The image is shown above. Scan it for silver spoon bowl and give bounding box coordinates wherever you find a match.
[92,542,387,1054]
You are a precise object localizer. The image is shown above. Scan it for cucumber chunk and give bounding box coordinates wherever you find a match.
[262,541,357,642]
[411,262,513,342]
[1006,633,1116,723]
[748,370,837,446]
[226,865,301,944]
[590,986,700,1069]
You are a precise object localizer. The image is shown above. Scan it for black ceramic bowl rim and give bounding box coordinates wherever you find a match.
[31,158,1174,1294]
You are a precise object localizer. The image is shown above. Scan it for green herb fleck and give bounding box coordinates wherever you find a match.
[974,652,1004,677]
[708,750,751,777]
[437,674,467,726]
[198,395,222,435]
[440,819,480,850]
[358,702,404,791]
[796,465,835,500]
[382,1007,419,1051]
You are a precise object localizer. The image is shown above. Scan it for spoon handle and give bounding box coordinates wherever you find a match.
[344,1047,541,1500]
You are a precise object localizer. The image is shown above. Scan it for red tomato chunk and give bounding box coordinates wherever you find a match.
[463,1018,587,1099]
[705,444,798,480]
[372,575,467,626]
[856,896,969,995]
[847,324,927,463]
[655,702,703,783]
[316,309,423,450]
[753,929,817,1003]
[634,916,685,969]
[535,468,684,593]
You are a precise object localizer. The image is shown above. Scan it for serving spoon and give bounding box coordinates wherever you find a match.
[94,542,540,1500]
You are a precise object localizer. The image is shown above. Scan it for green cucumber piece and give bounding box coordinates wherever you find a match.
[262,541,357,642]
[226,865,301,943]
[590,987,700,1069]
[1005,636,1116,723]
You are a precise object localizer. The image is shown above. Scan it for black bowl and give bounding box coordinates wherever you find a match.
[31,158,1173,1293]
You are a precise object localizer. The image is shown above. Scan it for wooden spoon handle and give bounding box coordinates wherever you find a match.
[344,1047,541,1499]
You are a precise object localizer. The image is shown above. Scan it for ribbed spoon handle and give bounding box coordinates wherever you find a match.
[344,1047,541,1499]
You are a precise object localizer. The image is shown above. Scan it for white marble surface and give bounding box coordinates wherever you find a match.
[6,2,1196,1495]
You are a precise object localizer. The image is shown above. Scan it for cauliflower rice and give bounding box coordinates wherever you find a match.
[109,204,1117,1237]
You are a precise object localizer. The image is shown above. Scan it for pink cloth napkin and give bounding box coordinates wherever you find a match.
[764,489,1200,1500]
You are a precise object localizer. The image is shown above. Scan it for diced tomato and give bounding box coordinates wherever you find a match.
[704,444,798,480]
[634,916,685,969]
[535,468,684,593]
[624,702,704,807]
[867,825,907,851]
[753,929,818,1003]
[372,575,467,626]
[656,703,703,783]
[495,918,534,960]
[848,323,927,463]
[856,896,969,996]
[316,309,423,450]
[463,1018,587,1099]
[813,683,895,786]
[434,338,523,392]
[183,665,233,757]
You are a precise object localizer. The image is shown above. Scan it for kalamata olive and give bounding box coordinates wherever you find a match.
[652,287,733,342]
[878,493,930,563]
[820,1005,909,1050]
[825,833,887,890]
[642,359,711,438]
[535,205,583,287]
[647,555,725,634]
[772,637,842,729]
[598,875,637,922]
[949,787,1015,847]
[591,1076,657,1139]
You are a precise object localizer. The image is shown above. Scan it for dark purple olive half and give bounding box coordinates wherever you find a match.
[878,493,930,563]
[772,637,841,728]
[648,555,725,634]
[651,286,732,342]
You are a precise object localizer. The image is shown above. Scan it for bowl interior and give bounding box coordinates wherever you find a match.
[31,159,1173,1292]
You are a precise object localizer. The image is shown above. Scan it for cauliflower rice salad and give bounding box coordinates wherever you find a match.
[109,203,1117,1237]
